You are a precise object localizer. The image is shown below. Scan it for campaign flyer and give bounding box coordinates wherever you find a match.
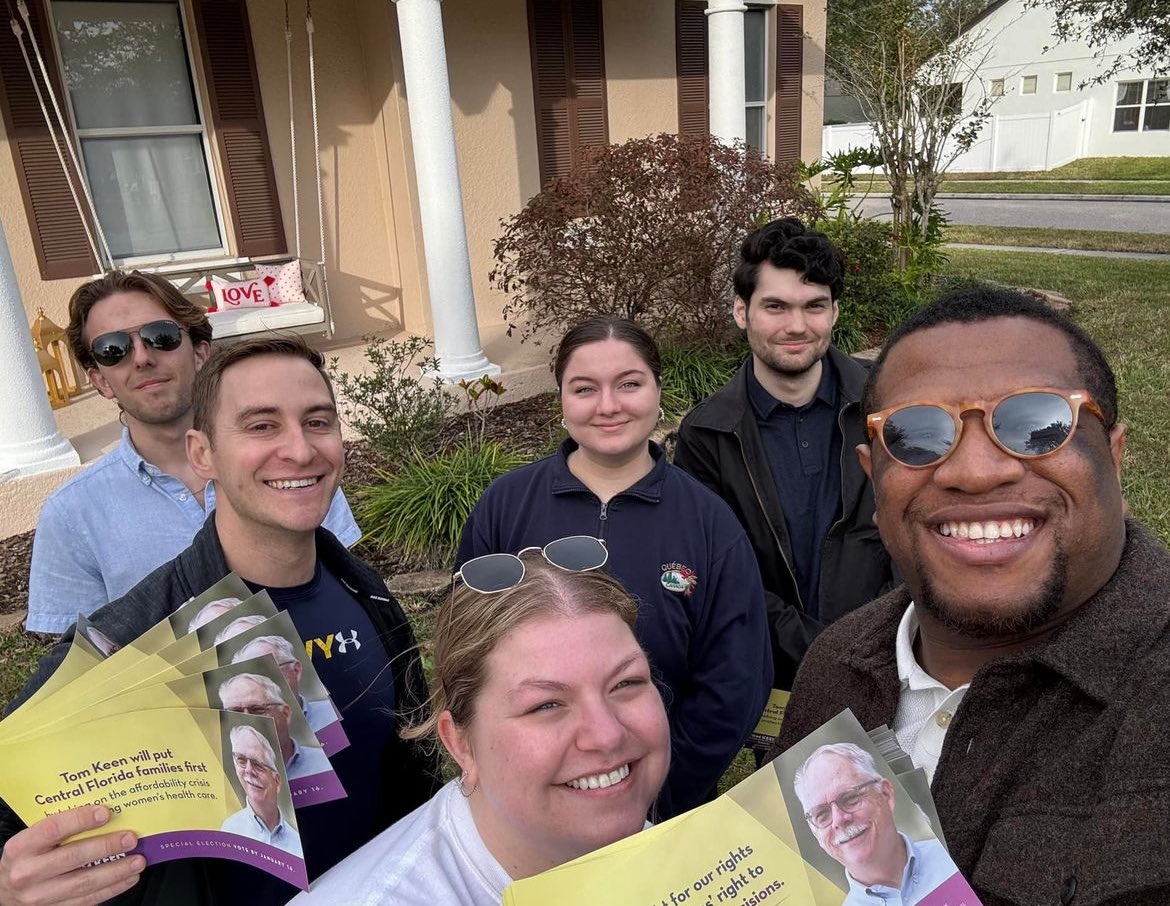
[0,709,309,889]
[504,710,982,906]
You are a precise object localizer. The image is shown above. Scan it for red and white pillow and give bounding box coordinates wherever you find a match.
[255,260,306,304]
[205,275,274,312]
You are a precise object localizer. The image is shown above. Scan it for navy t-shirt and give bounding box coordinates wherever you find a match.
[209,561,398,904]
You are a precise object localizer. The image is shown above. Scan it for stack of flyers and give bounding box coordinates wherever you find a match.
[504,710,981,906]
[0,575,352,891]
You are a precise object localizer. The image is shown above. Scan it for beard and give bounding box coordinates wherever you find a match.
[915,546,1070,637]
[118,392,192,427]
[749,336,831,379]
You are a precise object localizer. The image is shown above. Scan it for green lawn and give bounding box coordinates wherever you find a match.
[943,248,1170,546]
[0,629,50,709]
[958,157,1170,181]
[850,177,1169,196]
[841,157,1170,197]
[945,225,1170,255]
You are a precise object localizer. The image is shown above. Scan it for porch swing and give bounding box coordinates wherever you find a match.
[9,0,334,341]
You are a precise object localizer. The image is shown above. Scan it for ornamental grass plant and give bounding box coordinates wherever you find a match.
[354,441,530,568]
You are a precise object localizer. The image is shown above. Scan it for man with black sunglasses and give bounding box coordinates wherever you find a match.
[770,287,1170,905]
[25,270,360,634]
[1,336,437,905]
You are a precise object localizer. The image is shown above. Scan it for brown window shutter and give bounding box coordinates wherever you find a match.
[530,0,573,184]
[0,1,98,279]
[775,4,803,165]
[529,0,608,186]
[568,0,607,168]
[675,0,708,138]
[191,0,286,257]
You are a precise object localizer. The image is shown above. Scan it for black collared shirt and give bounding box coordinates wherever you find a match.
[746,359,842,618]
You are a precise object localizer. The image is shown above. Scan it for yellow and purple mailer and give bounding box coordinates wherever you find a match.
[0,709,309,890]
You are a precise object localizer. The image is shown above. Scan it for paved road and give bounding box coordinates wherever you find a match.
[856,195,1170,233]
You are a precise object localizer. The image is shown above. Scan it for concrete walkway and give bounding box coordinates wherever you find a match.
[946,242,1170,261]
[857,195,1170,232]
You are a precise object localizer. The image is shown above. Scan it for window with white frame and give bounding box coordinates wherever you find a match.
[1021,75,1038,94]
[51,0,224,262]
[744,8,767,153]
[1055,71,1072,92]
[990,78,1005,97]
[1114,79,1170,131]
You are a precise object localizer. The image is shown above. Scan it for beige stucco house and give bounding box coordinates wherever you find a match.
[0,0,825,528]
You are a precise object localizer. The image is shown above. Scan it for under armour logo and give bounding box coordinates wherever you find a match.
[335,630,360,654]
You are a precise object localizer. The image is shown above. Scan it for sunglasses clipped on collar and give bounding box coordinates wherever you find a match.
[454,536,609,594]
[90,319,186,367]
[867,387,1106,468]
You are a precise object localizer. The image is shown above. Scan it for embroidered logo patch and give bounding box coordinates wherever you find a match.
[660,562,698,596]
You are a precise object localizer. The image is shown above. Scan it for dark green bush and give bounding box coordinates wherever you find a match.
[356,441,530,567]
[820,217,916,352]
[660,340,746,421]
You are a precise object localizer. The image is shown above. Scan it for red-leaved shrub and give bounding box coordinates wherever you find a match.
[491,133,819,345]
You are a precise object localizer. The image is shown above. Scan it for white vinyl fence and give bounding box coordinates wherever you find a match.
[822,101,1089,172]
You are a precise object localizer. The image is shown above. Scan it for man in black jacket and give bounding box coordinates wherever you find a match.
[0,336,437,906]
[675,218,893,689]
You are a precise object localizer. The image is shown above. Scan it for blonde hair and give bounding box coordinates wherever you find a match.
[402,556,638,742]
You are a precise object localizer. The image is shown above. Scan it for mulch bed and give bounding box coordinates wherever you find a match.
[0,532,32,618]
[0,393,563,617]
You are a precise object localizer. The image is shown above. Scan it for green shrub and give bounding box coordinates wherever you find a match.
[329,336,452,466]
[660,341,746,421]
[356,441,530,567]
[820,217,914,352]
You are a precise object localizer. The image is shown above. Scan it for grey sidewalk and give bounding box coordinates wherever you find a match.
[946,242,1170,261]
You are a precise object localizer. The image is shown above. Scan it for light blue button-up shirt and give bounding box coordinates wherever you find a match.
[27,428,361,633]
[220,805,304,857]
[842,834,958,906]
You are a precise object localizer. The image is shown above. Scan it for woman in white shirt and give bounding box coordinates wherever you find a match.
[292,539,671,905]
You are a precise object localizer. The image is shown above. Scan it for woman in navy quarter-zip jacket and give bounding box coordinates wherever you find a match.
[456,316,772,821]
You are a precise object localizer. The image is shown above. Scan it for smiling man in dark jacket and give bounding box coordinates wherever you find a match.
[770,287,1170,905]
[0,336,437,906]
[675,218,893,689]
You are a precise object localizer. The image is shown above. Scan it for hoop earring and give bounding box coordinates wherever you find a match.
[560,417,567,430]
[658,406,665,423]
[457,775,477,798]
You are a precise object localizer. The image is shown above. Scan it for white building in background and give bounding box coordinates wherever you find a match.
[823,0,1169,171]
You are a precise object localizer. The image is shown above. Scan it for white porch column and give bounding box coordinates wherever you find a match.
[707,0,748,146]
[393,0,499,381]
[0,216,78,478]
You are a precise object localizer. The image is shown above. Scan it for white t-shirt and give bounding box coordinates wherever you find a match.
[289,779,511,905]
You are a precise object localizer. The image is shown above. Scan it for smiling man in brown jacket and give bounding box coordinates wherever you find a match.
[771,287,1170,905]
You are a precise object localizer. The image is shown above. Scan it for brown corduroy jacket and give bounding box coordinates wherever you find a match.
[770,520,1170,906]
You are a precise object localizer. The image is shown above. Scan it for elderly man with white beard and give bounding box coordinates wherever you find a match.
[794,743,952,905]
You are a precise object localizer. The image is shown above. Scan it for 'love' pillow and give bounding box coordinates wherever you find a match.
[205,275,275,311]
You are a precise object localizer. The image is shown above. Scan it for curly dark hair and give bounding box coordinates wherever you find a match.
[732,217,845,305]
